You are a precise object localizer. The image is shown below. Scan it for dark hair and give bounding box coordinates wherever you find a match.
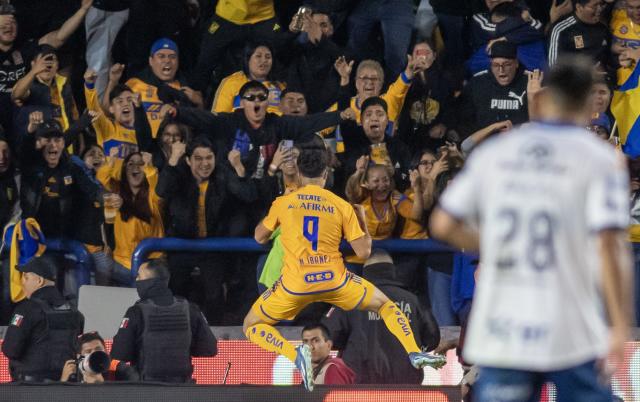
[434,168,460,201]
[108,84,134,104]
[77,332,105,354]
[143,258,170,280]
[572,0,592,7]
[186,136,216,157]
[119,152,151,223]
[34,44,57,59]
[242,41,274,79]
[491,2,523,18]
[158,117,191,144]
[238,80,268,98]
[545,56,594,112]
[297,144,328,178]
[361,96,388,115]
[80,144,104,160]
[410,149,436,169]
[280,87,306,100]
[302,323,331,341]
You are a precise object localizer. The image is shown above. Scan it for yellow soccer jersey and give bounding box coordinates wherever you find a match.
[216,0,275,25]
[85,83,138,159]
[211,70,284,115]
[262,184,365,294]
[126,77,182,137]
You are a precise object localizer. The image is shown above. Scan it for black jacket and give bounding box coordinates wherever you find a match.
[19,136,102,239]
[110,282,217,373]
[322,269,440,384]
[175,107,344,178]
[343,134,413,192]
[156,162,257,238]
[547,13,611,67]
[0,167,19,230]
[286,35,346,113]
[2,286,85,380]
[457,67,529,137]
[397,67,457,154]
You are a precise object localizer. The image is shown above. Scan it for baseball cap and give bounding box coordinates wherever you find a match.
[17,255,57,281]
[489,41,517,59]
[35,120,64,138]
[150,38,178,56]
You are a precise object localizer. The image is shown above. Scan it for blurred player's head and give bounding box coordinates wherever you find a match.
[297,143,329,184]
[301,324,332,366]
[531,57,595,125]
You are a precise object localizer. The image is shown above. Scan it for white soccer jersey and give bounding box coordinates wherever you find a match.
[440,122,630,371]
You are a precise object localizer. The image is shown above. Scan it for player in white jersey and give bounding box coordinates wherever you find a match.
[430,58,635,402]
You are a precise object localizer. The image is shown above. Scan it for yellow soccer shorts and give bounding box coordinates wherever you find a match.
[251,272,376,324]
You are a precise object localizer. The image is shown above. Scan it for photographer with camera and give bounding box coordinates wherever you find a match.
[60,331,138,383]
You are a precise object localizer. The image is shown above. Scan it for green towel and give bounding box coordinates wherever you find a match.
[259,227,283,288]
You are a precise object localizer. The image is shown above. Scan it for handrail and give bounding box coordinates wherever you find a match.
[46,238,93,286]
[131,237,458,279]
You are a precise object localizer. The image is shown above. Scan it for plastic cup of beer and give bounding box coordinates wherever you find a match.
[103,193,118,224]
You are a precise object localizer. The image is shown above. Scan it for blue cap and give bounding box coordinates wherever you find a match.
[590,113,611,132]
[150,38,178,56]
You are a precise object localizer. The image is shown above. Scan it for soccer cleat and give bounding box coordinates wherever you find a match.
[295,344,314,392]
[409,352,447,370]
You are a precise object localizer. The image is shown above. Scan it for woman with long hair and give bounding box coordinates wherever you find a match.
[96,151,164,286]
[211,41,285,114]
[344,160,423,270]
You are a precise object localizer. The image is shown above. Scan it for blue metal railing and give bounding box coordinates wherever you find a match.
[130,237,458,278]
[46,238,93,286]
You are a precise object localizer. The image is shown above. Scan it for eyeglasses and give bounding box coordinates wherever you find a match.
[490,61,515,71]
[357,76,380,83]
[242,93,268,102]
[418,160,435,167]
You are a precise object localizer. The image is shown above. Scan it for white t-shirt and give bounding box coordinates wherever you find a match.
[440,122,630,371]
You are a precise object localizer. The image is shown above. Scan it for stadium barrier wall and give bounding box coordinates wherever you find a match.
[130,237,460,278]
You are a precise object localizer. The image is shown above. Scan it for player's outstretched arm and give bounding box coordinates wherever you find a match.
[349,204,372,260]
[598,229,634,364]
[429,207,479,252]
[255,221,273,245]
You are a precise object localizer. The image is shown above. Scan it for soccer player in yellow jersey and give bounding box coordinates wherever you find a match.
[243,144,446,391]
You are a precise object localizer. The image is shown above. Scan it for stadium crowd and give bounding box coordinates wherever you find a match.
[0,0,638,349]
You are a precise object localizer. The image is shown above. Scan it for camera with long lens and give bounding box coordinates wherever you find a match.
[69,351,111,382]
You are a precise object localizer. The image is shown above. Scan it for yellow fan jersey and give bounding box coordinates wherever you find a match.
[262,184,365,294]
[211,70,284,115]
[85,83,138,159]
[215,0,275,25]
[126,77,182,137]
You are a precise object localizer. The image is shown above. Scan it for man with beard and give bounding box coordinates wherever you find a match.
[125,38,203,136]
[110,259,217,382]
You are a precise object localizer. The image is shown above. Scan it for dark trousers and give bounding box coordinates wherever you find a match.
[192,15,284,94]
[167,252,225,325]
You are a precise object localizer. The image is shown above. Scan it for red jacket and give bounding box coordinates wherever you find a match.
[314,357,355,385]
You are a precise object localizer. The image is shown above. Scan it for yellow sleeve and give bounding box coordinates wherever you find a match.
[382,73,411,122]
[145,165,164,214]
[342,202,365,242]
[84,84,115,145]
[262,198,282,231]
[96,158,123,191]
[212,72,245,113]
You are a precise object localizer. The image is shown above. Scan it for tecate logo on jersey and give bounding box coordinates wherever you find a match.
[304,271,334,283]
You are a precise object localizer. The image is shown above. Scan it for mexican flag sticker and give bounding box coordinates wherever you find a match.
[10,314,24,327]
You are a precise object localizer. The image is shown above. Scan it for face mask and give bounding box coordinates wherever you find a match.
[135,278,162,299]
